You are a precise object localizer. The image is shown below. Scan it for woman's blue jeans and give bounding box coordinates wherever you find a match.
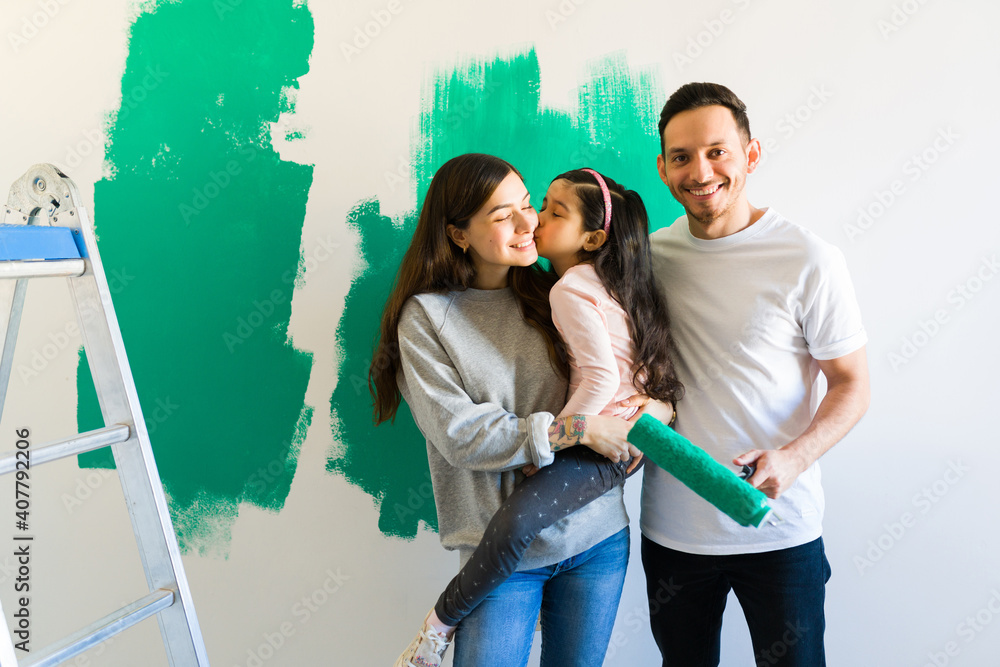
[452,526,629,667]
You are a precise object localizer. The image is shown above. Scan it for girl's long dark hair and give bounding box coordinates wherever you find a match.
[554,169,684,403]
[371,154,564,424]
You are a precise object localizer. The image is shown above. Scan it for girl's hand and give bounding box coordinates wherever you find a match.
[633,398,674,425]
[618,393,650,411]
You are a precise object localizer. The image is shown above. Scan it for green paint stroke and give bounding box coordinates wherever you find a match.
[329,48,684,539]
[77,0,315,556]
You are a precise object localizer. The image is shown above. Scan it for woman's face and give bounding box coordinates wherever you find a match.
[451,171,539,289]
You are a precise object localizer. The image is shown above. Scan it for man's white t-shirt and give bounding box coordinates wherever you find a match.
[641,208,867,555]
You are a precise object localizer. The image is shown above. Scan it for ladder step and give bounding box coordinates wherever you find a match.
[0,165,209,665]
[0,425,130,475]
[0,259,85,279]
[22,589,175,667]
[0,225,81,261]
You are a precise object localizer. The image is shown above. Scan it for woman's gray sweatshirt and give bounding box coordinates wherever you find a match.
[397,287,629,569]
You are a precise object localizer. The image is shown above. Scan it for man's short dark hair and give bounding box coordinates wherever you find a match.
[658,82,751,154]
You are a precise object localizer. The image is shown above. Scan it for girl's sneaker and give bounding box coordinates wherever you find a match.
[393,612,452,667]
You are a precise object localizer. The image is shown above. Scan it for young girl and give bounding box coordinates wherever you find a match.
[394,167,682,667]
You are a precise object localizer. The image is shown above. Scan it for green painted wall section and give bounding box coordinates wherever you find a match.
[329,48,683,539]
[77,0,315,555]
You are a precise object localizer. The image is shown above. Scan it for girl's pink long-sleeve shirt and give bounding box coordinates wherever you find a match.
[549,264,638,420]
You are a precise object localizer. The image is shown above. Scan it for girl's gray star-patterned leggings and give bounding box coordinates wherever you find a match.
[435,447,643,626]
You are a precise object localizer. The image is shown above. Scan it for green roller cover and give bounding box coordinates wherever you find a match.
[628,414,772,528]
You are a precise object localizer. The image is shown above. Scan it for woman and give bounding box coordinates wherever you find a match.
[371,153,640,666]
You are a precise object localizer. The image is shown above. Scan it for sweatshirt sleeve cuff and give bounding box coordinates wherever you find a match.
[527,412,556,469]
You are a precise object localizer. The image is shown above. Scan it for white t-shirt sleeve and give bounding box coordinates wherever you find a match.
[802,245,868,361]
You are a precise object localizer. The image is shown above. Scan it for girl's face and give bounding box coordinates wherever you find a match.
[536,179,591,276]
[449,171,538,289]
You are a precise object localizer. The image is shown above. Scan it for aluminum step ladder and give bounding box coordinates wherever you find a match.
[0,164,210,666]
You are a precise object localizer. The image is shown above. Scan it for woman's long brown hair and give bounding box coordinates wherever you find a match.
[370,154,564,424]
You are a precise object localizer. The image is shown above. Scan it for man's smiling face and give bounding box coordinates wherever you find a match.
[658,104,759,239]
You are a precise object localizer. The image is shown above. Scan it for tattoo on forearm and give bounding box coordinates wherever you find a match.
[554,420,567,440]
[548,415,587,451]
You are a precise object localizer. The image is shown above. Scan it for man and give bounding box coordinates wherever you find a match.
[641,82,870,666]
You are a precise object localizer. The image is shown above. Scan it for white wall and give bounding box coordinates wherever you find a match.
[1,0,998,665]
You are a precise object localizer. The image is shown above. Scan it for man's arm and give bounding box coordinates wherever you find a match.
[734,346,870,499]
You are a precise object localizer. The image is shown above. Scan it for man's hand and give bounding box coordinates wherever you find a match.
[734,347,870,499]
[733,447,809,499]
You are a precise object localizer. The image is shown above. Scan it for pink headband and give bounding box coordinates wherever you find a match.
[581,168,612,234]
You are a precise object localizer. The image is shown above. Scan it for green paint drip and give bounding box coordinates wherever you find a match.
[329,48,684,539]
[77,0,315,554]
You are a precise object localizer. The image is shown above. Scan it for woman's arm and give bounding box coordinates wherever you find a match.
[546,414,633,462]
[397,299,558,472]
[521,411,635,477]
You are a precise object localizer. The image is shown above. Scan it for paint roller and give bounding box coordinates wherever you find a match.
[627,414,774,528]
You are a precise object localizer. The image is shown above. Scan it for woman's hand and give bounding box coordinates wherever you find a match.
[545,412,645,469]
[547,414,632,462]
[577,414,633,463]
